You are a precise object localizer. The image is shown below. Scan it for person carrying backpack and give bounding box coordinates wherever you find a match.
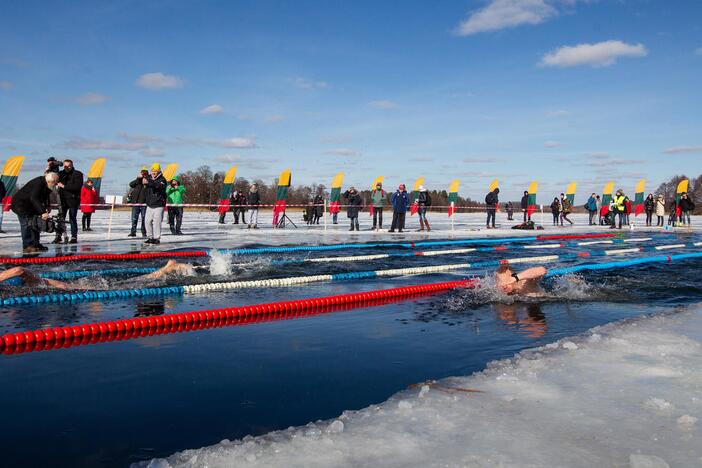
[586,193,598,225]
[559,193,573,226]
[417,185,432,231]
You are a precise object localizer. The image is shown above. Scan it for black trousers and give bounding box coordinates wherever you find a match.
[390,211,406,231]
[168,207,183,233]
[373,208,383,228]
[81,212,92,230]
[59,205,78,238]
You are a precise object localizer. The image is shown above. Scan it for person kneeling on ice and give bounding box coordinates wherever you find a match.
[494,264,548,296]
[0,260,193,290]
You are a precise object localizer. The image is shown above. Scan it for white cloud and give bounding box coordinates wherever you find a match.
[264,115,287,123]
[291,77,328,89]
[369,100,398,109]
[324,148,360,157]
[663,145,702,154]
[0,81,13,90]
[136,72,184,90]
[60,137,145,151]
[176,137,257,149]
[544,140,562,148]
[200,104,224,114]
[141,147,165,157]
[456,0,557,36]
[75,92,109,106]
[546,109,570,117]
[540,40,648,68]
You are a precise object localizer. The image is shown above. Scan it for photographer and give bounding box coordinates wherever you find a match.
[166,176,186,235]
[54,159,83,244]
[11,172,58,253]
[127,167,149,237]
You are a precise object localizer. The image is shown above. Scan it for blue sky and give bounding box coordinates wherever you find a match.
[0,0,700,202]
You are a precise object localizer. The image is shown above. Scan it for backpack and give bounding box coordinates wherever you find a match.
[511,220,535,230]
[485,193,495,205]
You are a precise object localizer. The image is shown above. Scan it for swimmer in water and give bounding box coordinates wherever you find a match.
[0,260,193,290]
[494,264,548,296]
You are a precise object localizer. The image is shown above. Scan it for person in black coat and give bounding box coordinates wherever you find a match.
[520,190,529,221]
[313,193,324,224]
[128,167,149,237]
[679,192,696,225]
[485,188,499,229]
[54,159,84,243]
[143,164,168,244]
[247,184,261,229]
[11,173,58,252]
[344,187,362,231]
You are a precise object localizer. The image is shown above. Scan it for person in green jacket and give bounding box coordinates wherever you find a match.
[371,182,386,230]
[166,176,186,235]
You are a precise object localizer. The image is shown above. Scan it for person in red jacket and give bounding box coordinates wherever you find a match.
[624,197,632,225]
[80,179,99,231]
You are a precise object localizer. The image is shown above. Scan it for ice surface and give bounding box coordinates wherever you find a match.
[146,306,702,468]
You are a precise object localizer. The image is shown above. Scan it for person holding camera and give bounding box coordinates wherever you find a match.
[127,167,149,237]
[11,172,58,253]
[166,176,186,235]
[143,163,168,244]
[53,159,83,244]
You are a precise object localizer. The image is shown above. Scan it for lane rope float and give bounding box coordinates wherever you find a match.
[0,279,476,355]
[0,232,622,265]
[545,252,702,277]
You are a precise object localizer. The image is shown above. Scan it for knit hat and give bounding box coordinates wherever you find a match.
[419,185,426,192]
[151,163,161,171]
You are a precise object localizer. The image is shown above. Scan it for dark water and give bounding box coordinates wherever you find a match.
[0,233,701,467]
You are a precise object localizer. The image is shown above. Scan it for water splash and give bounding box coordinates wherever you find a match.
[208,250,234,276]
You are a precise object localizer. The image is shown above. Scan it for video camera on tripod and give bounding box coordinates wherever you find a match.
[31,214,66,235]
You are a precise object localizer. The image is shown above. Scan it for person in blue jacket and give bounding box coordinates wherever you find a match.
[586,193,598,225]
[389,184,410,233]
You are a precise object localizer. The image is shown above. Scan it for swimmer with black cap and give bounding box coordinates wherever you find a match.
[494,264,547,296]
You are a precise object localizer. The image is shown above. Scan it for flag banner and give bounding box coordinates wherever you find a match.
[565,181,577,205]
[676,179,689,218]
[273,169,292,220]
[1,155,24,212]
[448,179,460,217]
[218,166,238,215]
[87,157,107,195]
[600,181,615,216]
[163,163,178,181]
[329,172,344,214]
[526,181,538,217]
[634,179,645,216]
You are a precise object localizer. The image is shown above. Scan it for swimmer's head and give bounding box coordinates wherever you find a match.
[495,264,514,283]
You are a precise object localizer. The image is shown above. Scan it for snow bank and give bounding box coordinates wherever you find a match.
[146,306,702,468]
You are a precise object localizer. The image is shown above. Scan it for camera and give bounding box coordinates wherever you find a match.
[46,157,63,173]
[32,215,65,234]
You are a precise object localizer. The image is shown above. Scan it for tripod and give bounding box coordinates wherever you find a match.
[276,211,298,229]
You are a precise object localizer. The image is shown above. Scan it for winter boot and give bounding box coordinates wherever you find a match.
[418,219,425,231]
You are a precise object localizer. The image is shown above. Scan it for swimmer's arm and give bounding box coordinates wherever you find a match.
[514,266,547,282]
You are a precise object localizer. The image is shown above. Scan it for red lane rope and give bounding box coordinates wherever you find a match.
[0,279,474,355]
[0,250,208,265]
[536,233,616,241]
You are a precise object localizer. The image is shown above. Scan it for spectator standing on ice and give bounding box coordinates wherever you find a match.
[247,184,260,229]
[344,187,362,231]
[595,195,602,224]
[417,185,432,231]
[679,193,695,226]
[389,184,410,233]
[143,163,167,244]
[371,182,386,230]
[550,197,561,226]
[10,172,57,253]
[0,179,6,233]
[644,194,655,227]
[655,194,666,226]
[166,176,185,235]
[559,193,573,226]
[520,190,529,222]
[54,159,83,244]
[313,193,324,224]
[610,189,626,229]
[128,167,149,237]
[232,190,247,225]
[485,187,499,229]
[624,197,632,225]
[505,201,514,221]
[80,179,98,231]
[586,193,598,225]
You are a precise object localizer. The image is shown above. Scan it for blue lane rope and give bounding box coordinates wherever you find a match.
[545,252,702,277]
[40,267,158,280]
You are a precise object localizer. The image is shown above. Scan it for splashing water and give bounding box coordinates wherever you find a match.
[208,250,234,276]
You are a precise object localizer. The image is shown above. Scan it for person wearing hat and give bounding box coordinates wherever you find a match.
[142,163,168,244]
[417,185,432,231]
[655,194,666,227]
[80,179,99,231]
[610,189,626,229]
[370,182,386,230]
[485,187,500,229]
[127,166,149,237]
[343,186,362,231]
[53,159,84,244]
[389,183,410,233]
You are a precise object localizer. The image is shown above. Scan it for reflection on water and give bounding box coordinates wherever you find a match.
[494,303,548,338]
